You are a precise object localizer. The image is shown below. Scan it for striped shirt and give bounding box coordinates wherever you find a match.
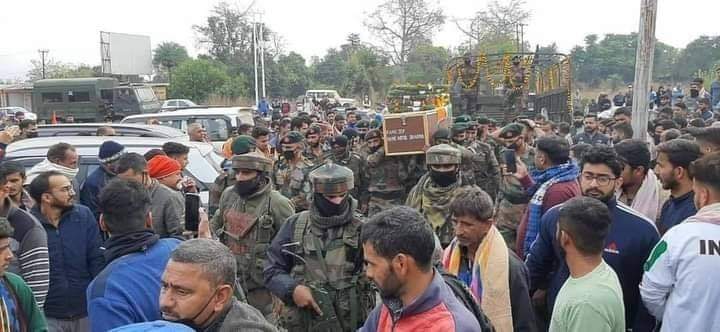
[2,201,50,308]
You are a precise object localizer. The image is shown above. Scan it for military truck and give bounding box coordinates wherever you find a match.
[32,77,161,122]
[446,52,573,124]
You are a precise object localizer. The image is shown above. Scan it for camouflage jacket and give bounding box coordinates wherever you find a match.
[209,169,237,217]
[467,140,501,201]
[364,147,409,194]
[303,145,329,165]
[272,157,315,212]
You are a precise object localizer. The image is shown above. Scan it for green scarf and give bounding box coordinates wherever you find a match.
[407,173,460,230]
[309,197,358,229]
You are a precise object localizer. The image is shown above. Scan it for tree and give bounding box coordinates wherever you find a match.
[404,44,450,84]
[276,52,312,98]
[153,42,189,71]
[193,2,254,63]
[674,36,720,81]
[455,0,530,52]
[170,59,229,102]
[364,0,445,66]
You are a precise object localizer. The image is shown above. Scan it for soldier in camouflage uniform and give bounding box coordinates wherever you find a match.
[494,123,536,252]
[459,116,501,200]
[303,125,328,165]
[209,135,256,216]
[363,129,411,217]
[353,120,372,158]
[272,131,315,212]
[211,152,295,320]
[406,144,478,247]
[326,135,368,211]
[476,116,504,161]
[264,163,375,332]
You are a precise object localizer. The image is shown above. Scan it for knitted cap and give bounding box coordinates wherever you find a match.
[147,155,181,179]
[330,135,349,147]
[98,141,125,164]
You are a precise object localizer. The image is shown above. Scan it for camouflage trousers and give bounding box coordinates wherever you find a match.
[246,287,282,324]
[367,193,405,217]
[495,199,528,253]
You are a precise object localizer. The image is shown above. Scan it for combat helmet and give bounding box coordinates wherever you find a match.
[364,129,382,141]
[426,144,462,165]
[309,162,354,194]
[231,152,272,173]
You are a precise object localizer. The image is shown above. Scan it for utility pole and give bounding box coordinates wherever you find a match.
[38,49,49,79]
[631,0,658,142]
[519,23,526,54]
[259,20,266,99]
[252,21,259,108]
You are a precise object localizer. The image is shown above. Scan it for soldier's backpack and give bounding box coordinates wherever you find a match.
[440,270,495,332]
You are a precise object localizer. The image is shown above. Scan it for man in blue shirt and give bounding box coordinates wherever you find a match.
[28,171,104,332]
[655,139,702,235]
[86,179,182,331]
[526,145,659,332]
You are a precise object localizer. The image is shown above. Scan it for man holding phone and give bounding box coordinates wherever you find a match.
[495,123,536,252]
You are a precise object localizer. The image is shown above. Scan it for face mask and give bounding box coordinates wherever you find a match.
[172,288,218,330]
[282,150,295,161]
[358,132,366,140]
[690,89,699,98]
[314,193,347,217]
[234,176,260,196]
[429,170,457,187]
[573,120,583,127]
[332,147,347,159]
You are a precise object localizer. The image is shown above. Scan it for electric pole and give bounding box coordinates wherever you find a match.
[631,0,658,142]
[38,49,49,79]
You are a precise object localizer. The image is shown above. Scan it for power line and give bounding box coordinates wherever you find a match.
[38,49,50,79]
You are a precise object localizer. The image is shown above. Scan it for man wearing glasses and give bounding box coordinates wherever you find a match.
[525,145,660,332]
[28,171,104,332]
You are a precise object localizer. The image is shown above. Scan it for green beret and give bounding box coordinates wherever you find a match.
[454,115,472,123]
[282,131,304,144]
[499,123,524,139]
[231,135,257,155]
[475,115,491,125]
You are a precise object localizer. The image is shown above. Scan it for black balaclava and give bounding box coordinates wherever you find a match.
[314,193,348,217]
[429,168,458,187]
[234,173,265,197]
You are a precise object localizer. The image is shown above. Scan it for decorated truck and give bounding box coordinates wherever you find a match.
[446,51,573,123]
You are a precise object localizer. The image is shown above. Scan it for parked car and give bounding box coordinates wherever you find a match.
[0,107,38,121]
[121,107,256,150]
[4,136,221,205]
[161,99,198,112]
[36,123,189,139]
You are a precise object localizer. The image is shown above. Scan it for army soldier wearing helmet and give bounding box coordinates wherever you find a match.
[264,163,375,331]
[273,131,315,212]
[210,152,294,320]
[363,128,411,216]
[406,144,478,246]
[494,123,536,251]
[209,135,257,216]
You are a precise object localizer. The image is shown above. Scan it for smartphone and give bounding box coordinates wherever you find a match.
[185,193,201,232]
[503,149,517,174]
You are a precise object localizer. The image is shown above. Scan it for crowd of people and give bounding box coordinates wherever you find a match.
[0,82,717,331]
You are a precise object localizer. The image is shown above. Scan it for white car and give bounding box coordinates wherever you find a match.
[161,99,198,112]
[0,107,37,121]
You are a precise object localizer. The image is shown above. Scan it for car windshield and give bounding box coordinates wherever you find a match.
[186,149,218,184]
[134,87,157,103]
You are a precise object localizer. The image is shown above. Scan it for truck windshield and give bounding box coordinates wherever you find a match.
[134,87,157,103]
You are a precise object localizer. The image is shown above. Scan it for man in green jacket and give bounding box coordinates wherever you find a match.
[0,217,47,331]
[211,152,295,319]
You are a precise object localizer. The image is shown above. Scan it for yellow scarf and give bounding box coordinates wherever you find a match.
[443,225,513,332]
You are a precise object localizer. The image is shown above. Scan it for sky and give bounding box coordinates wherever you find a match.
[1,0,718,80]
